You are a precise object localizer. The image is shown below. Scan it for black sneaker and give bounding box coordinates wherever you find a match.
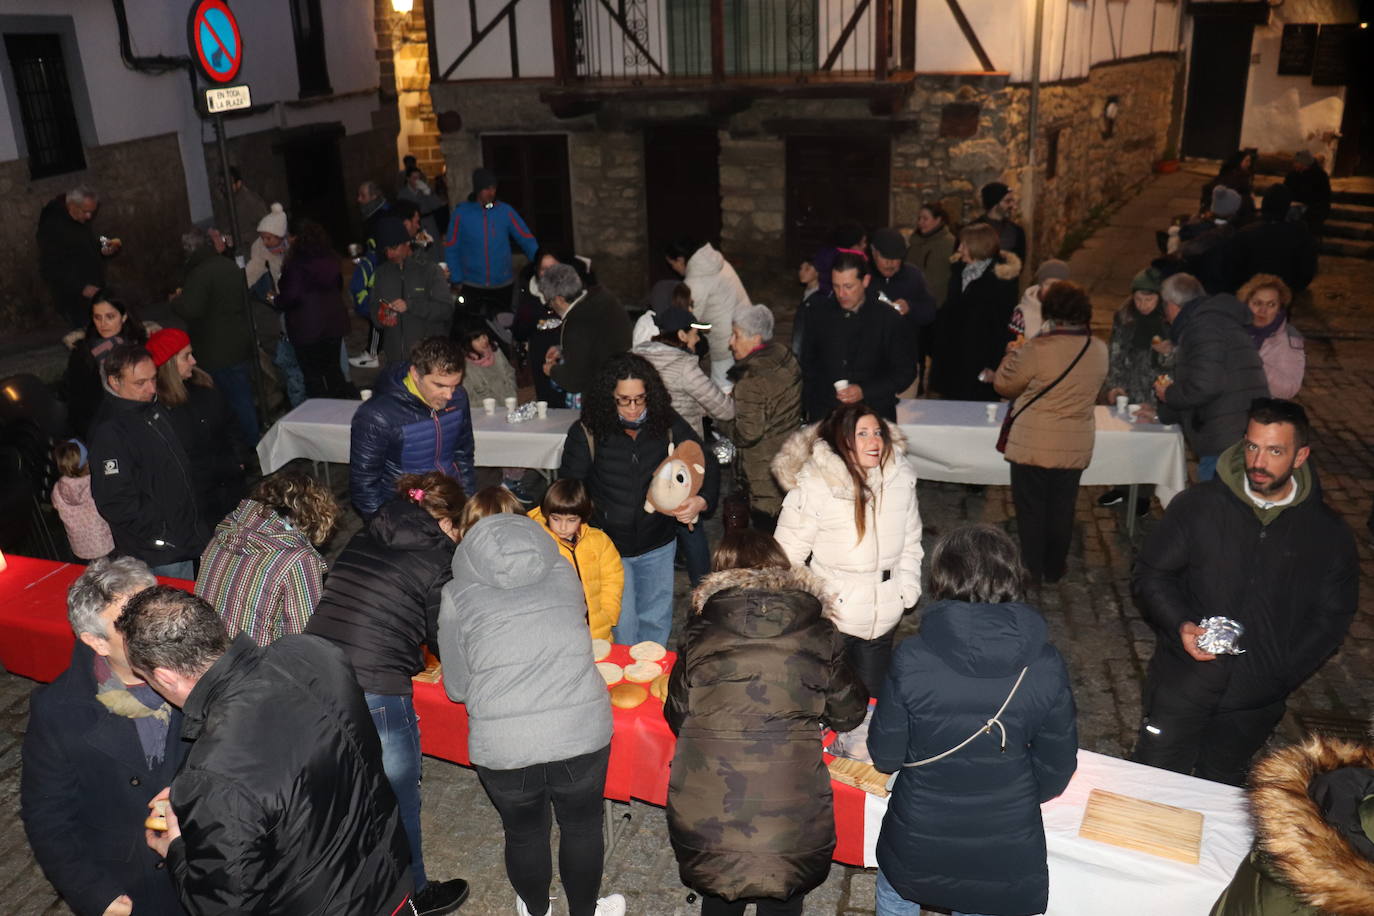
[1097,488,1126,507]
[412,878,470,916]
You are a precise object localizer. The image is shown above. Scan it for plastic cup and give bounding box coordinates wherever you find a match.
[504,397,518,411]
[833,379,849,391]
[985,403,999,422]
[1127,404,1141,422]
[1115,394,1129,413]
[483,398,496,415]
[536,400,548,418]
[359,388,372,401]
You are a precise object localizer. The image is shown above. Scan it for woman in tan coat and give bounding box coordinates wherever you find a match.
[993,281,1107,584]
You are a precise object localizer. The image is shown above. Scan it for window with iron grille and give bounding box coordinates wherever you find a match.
[4,33,86,180]
[289,0,332,98]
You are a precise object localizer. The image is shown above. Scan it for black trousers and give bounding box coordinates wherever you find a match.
[842,630,895,700]
[475,743,610,916]
[701,892,805,916]
[294,337,357,400]
[1009,462,1083,583]
[1132,652,1286,786]
[459,283,514,323]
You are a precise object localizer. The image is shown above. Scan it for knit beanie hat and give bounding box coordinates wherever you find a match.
[1131,267,1162,294]
[871,227,907,260]
[1211,186,1242,219]
[257,202,288,237]
[981,181,1011,211]
[472,167,498,192]
[146,328,190,368]
[1035,259,1070,286]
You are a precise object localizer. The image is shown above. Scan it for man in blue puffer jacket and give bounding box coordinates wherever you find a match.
[443,167,538,321]
[350,336,478,518]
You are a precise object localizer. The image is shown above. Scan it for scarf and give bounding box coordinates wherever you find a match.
[961,258,992,291]
[93,653,171,768]
[618,407,649,430]
[1129,304,1169,351]
[1246,315,1283,349]
[89,333,125,361]
[468,348,497,368]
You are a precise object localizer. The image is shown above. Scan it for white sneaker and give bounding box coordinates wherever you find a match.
[515,895,557,916]
[348,352,379,368]
[594,894,626,916]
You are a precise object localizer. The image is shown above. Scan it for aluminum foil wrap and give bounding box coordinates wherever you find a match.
[1196,616,1246,655]
[711,436,736,466]
[505,402,538,424]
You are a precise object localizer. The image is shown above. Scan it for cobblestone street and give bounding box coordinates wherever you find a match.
[2,166,1372,914]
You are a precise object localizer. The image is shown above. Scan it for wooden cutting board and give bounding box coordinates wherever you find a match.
[1078,788,1204,864]
[828,756,890,798]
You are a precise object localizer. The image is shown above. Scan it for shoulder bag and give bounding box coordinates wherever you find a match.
[995,335,1092,454]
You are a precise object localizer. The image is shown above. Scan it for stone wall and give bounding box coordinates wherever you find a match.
[388,5,447,178]
[0,132,191,330]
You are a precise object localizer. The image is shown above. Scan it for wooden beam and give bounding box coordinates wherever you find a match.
[875,0,890,80]
[550,0,570,83]
[507,7,520,77]
[440,0,524,79]
[710,0,725,82]
[900,0,916,72]
[942,0,995,72]
[821,0,874,72]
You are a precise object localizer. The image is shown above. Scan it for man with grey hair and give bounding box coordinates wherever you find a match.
[540,262,631,408]
[38,185,120,328]
[21,557,188,916]
[724,303,802,528]
[169,224,259,444]
[1151,271,1269,481]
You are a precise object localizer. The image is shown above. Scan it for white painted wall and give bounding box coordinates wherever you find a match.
[1236,0,1356,160]
[0,0,383,221]
[434,0,553,80]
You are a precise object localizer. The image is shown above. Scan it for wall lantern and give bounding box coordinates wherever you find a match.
[1101,96,1120,138]
[391,0,414,13]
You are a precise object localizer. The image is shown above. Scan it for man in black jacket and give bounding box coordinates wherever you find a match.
[22,557,188,916]
[37,186,119,328]
[540,262,632,408]
[1132,399,1358,786]
[89,344,208,578]
[1229,185,1318,294]
[119,586,428,916]
[801,252,915,421]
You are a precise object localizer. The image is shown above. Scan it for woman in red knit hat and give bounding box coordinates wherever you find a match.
[147,327,245,524]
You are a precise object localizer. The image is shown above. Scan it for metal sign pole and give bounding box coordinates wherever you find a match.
[212,110,267,430]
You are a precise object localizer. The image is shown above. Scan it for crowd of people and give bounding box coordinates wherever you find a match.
[18,148,1368,916]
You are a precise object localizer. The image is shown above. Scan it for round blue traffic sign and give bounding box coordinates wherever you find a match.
[187,0,243,84]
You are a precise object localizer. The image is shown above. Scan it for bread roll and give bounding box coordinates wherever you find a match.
[629,641,667,662]
[610,683,648,709]
[649,673,670,701]
[145,798,169,832]
[591,638,612,662]
[623,660,662,683]
[596,662,623,685]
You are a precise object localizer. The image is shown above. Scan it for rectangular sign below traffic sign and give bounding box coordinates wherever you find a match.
[205,84,251,113]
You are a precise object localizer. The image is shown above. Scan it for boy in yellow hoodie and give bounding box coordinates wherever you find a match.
[529,479,625,640]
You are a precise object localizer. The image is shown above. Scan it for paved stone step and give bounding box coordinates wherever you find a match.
[1320,237,1374,259]
[1325,219,1374,242]
[1330,201,1374,224]
[1331,188,1374,208]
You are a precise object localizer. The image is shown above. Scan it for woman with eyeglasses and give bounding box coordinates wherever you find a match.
[557,353,720,647]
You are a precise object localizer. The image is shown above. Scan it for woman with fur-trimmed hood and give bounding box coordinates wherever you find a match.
[771,403,923,698]
[665,530,868,916]
[1210,732,1374,916]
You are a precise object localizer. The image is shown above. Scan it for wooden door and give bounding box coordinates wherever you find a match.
[643,124,722,284]
[481,134,575,253]
[279,125,349,248]
[1181,18,1254,160]
[1332,28,1374,176]
[785,134,890,267]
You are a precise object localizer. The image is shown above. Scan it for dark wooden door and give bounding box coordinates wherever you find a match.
[643,125,722,284]
[1181,19,1254,160]
[1332,28,1374,176]
[279,125,349,248]
[785,134,890,267]
[481,134,575,253]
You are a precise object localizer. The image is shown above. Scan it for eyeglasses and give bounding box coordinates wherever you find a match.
[614,394,647,407]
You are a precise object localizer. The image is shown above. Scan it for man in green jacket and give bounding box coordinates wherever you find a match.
[170,226,259,443]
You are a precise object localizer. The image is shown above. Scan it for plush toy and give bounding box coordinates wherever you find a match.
[644,441,706,525]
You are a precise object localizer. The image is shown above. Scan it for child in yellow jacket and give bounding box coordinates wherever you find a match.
[529,479,624,640]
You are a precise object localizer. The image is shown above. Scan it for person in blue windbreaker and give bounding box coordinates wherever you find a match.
[443,167,538,322]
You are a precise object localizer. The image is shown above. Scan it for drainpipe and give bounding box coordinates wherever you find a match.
[1024,0,1046,270]
[111,0,198,97]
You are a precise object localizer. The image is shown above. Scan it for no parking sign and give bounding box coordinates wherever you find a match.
[187,0,243,84]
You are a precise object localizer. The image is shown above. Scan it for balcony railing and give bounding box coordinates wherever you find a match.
[553,0,892,84]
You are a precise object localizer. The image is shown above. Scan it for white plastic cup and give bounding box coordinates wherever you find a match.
[483,398,496,415]
[536,400,548,418]
[1127,404,1141,422]
[833,379,849,391]
[985,403,999,422]
[1115,394,1129,413]
[359,388,372,401]
[504,397,518,411]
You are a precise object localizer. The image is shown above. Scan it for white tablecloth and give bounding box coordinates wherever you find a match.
[897,399,1189,506]
[860,749,1252,916]
[256,399,582,473]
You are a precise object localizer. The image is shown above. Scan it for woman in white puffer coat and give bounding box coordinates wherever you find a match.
[772,403,923,698]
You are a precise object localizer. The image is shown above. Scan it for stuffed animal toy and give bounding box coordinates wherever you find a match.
[644,440,706,526]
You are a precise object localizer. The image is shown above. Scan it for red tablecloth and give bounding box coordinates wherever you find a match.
[413,643,678,806]
[0,555,194,683]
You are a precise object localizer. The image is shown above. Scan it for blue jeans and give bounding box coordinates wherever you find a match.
[150,560,194,580]
[208,363,260,445]
[1197,454,1219,482]
[366,692,427,890]
[875,869,990,916]
[273,337,307,408]
[614,540,675,646]
[675,521,710,587]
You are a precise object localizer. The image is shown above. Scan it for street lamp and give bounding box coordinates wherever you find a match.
[391,0,413,12]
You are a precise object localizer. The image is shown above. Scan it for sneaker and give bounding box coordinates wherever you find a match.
[349,352,379,368]
[413,878,470,916]
[515,895,556,916]
[503,479,535,507]
[1097,488,1126,507]
[595,894,626,916]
